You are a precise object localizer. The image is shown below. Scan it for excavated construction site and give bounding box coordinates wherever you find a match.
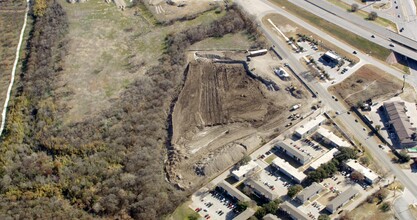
[167,54,313,190]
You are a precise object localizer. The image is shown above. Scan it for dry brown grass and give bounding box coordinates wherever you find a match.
[347,202,394,220]
[55,0,225,124]
[328,65,411,106]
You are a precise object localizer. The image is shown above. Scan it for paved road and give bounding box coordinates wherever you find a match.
[287,0,417,60]
[236,0,417,203]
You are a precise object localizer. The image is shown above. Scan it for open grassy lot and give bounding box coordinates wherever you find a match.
[0,2,26,125]
[326,0,397,31]
[263,13,359,63]
[346,201,394,220]
[56,0,225,123]
[189,32,253,50]
[328,65,416,106]
[269,0,391,61]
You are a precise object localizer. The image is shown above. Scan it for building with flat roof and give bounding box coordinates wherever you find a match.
[326,187,359,213]
[296,182,323,204]
[271,157,306,183]
[309,148,339,170]
[233,208,256,220]
[321,51,341,65]
[383,101,417,148]
[263,214,281,220]
[232,160,261,181]
[315,127,350,148]
[280,201,309,220]
[274,67,290,80]
[217,181,251,202]
[294,115,326,138]
[244,178,279,201]
[275,141,311,165]
[345,160,379,184]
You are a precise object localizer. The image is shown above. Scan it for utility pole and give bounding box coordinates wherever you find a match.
[402,75,406,93]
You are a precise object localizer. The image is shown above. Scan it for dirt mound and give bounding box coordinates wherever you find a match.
[172,62,271,144]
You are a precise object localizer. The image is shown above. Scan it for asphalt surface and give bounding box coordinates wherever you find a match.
[236,0,417,205]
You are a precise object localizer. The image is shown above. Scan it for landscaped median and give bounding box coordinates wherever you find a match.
[269,0,391,61]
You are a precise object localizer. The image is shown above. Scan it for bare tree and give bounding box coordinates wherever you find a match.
[368,11,378,20]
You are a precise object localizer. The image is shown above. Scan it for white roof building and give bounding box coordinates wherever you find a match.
[294,115,326,138]
[345,160,379,184]
[309,148,339,170]
[316,127,350,148]
[232,160,261,181]
[272,157,306,183]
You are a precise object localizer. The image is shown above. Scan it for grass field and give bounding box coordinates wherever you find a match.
[56,0,226,123]
[169,202,197,220]
[347,202,394,220]
[189,32,253,50]
[326,0,397,31]
[269,0,391,61]
[328,65,416,106]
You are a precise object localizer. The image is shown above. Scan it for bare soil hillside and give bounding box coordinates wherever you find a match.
[172,62,273,144]
[168,61,311,189]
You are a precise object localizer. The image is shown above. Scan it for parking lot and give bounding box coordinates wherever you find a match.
[190,189,239,220]
[258,167,291,197]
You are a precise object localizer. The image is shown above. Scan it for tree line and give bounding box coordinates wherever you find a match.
[0,2,265,219]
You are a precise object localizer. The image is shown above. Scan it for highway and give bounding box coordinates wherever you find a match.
[236,0,417,201]
[287,0,417,60]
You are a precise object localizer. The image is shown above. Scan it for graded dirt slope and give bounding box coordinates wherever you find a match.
[172,62,272,144]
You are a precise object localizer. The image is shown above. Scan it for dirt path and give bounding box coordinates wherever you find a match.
[0,0,29,137]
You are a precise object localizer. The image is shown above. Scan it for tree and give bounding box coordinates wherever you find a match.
[397,150,410,163]
[318,214,331,220]
[287,184,303,198]
[380,202,391,212]
[375,125,381,131]
[376,188,389,201]
[351,3,359,12]
[368,11,378,20]
[359,156,370,166]
[351,171,365,182]
[238,155,251,166]
[236,201,249,212]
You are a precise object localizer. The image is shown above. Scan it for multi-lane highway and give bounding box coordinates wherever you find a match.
[236,0,417,201]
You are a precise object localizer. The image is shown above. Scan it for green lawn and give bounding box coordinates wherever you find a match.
[170,202,198,220]
[269,0,391,61]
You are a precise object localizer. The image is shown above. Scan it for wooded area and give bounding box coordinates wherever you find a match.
[0,1,263,219]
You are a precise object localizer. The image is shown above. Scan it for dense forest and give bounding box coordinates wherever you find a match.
[0,0,262,219]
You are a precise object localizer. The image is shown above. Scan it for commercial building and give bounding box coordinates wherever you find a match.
[271,157,306,183]
[321,51,342,64]
[309,148,339,170]
[233,208,256,220]
[275,141,311,165]
[263,214,281,220]
[383,101,417,148]
[294,115,326,138]
[280,201,309,220]
[315,127,350,148]
[296,182,323,204]
[345,160,379,184]
[244,178,279,201]
[232,161,261,181]
[217,181,251,202]
[326,187,359,213]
